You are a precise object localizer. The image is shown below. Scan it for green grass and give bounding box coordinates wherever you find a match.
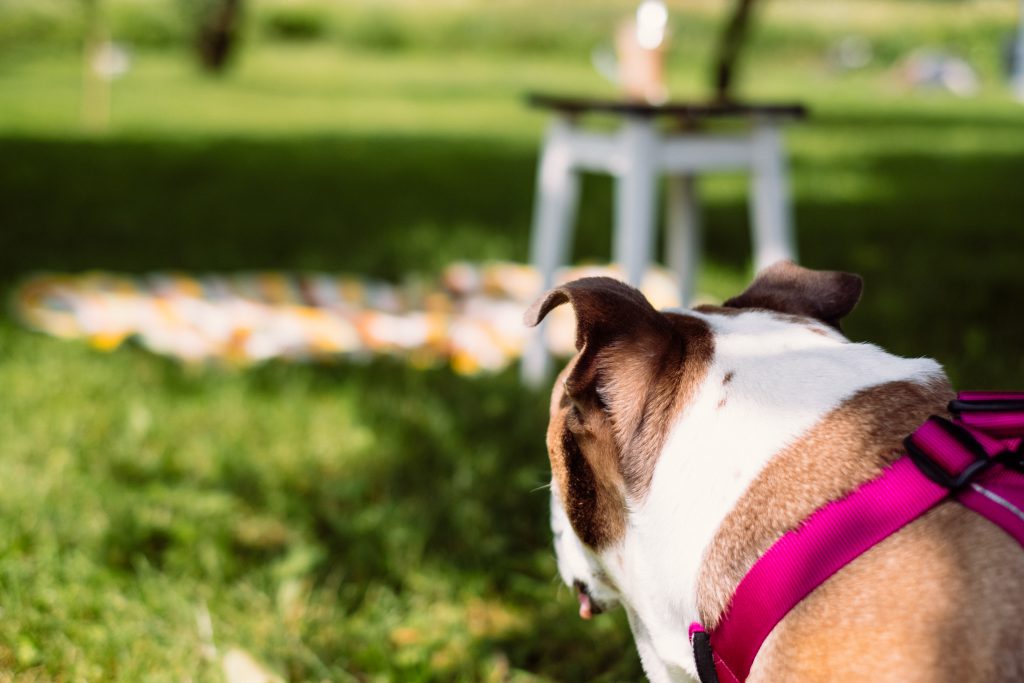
[2,2,1024,680]
[0,326,644,681]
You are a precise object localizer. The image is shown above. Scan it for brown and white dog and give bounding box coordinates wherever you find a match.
[525,262,1024,683]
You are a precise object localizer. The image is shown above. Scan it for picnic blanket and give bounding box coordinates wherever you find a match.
[13,263,681,375]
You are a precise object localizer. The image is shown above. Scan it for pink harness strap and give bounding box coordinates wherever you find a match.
[952,391,1024,438]
[690,392,1024,683]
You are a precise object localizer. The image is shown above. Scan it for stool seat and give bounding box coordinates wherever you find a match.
[527,93,808,122]
[521,92,805,384]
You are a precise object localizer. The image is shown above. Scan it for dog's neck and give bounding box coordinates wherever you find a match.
[604,309,947,678]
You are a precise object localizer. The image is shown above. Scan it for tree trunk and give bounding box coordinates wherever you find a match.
[712,0,757,103]
[197,0,243,73]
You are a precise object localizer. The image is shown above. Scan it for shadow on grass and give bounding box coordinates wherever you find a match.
[0,135,545,279]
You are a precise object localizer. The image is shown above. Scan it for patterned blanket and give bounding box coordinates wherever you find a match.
[13,262,681,374]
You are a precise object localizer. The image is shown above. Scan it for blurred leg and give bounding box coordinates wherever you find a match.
[1014,0,1024,101]
[614,117,660,288]
[749,123,797,272]
[666,174,701,307]
[523,116,580,386]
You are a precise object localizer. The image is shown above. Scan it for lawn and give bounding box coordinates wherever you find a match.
[1,1,1024,680]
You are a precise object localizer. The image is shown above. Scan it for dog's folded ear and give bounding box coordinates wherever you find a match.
[524,276,670,352]
[524,278,684,395]
[723,260,863,330]
[524,275,686,429]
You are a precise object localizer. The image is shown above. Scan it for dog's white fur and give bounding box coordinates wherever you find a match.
[552,307,944,682]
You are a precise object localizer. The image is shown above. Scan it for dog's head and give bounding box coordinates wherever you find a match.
[525,262,863,620]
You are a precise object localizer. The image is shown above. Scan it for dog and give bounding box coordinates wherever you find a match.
[525,261,1024,682]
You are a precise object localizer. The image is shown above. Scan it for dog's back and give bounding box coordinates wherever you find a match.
[756,501,1024,682]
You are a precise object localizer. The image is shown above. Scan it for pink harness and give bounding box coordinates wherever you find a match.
[688,391,1024,683]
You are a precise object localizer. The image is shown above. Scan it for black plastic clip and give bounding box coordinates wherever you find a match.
[904,417,995,491]
[949,398,1024,416]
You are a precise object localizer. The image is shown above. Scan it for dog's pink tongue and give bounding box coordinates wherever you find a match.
[577,592,593,620]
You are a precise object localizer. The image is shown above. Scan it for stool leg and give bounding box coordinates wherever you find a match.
[749,123,797,272]
[614,117,660,289]
[522,116,580,386]
[666,174,701,307]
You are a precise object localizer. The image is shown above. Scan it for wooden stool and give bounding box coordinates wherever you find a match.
[522,95,807,384]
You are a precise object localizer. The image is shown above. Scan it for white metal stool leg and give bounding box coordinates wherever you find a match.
[749,122,797,272]
[1013,0,1024,101]
[666,174,701,307]
[614,117,660,288]
[522,116,581,386]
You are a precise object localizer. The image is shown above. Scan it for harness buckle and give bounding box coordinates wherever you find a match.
[904,417,996,491]
[949,396,1024,416]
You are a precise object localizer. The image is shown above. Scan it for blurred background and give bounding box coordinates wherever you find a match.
[1,0,1023,680]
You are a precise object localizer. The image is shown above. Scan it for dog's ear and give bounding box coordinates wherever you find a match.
[723,260,863,330]
[524,276,680,403]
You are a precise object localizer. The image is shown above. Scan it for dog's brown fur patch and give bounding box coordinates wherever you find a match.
[547,359,628,548]
[697,377,954,628]
[692,304,742,317]
[751,503,1024,682]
